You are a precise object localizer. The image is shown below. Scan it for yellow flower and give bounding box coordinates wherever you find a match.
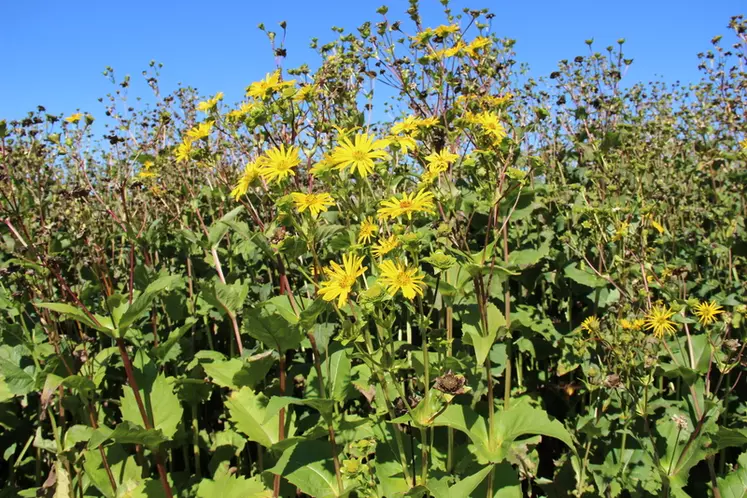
[293,84,317,102]
[64,113,83,124]
[175,139,193,163]
[137,160,158,180]
[259,145,301,184]
[387,135,417,154]
[473,111,506,143]
[372,235,399,257]
[581,316,600,334]
[740,138,747,150]
[291,192,335,217]
[620,318,633,330]
[378,260,426,300]
[644,305,677,339]
[434,24,460,38]
[197,92,224,112]
[465,36,492,56]
[693,301,724,326]
[391,116,437,136]
[650,219,665,234]
[317,253,367,308]
[358,218,377,244]
[430,41,465,59]
[425,149,459,174]
[246,71,295,99]
[186,121,214,141]
[310,153,335,175]
[226,101,255,120]
[420,170,438,186]
[230,160,262,200]
[377,190,435,221]
[633,319,646,330]
[330,133,390,177]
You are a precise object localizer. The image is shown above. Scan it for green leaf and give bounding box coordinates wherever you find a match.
[243,307,303,353]
[54,460,71,498]
[197,470,272,498]
[110,421,169,448]
[120,374,183,439]
[0,351,35,396]
[266,440,353,498]
[119,275,183,331]
[564,263,606,288]
[152,317,196,362]
[718,450,747,497]
[264,396,335,423]
[226,387,279,448]
[209,206,245,247]
[716,427,747,450]
[325,346,351,403]
[38,302,113,335]
[83,444,144,498]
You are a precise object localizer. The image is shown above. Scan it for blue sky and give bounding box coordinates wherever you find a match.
[1,0,743,123]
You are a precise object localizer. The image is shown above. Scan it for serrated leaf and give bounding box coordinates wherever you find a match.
[266,440,353,498]
[243,307,303,353]
[226,387,279,448]
[119,275,182,331]
[120,374,183,439]
[718,450,747,497]
[197,471,272,498]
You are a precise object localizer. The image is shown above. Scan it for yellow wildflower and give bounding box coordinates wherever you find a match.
[230,160,262,200]
[650,219,665,234]
[246,71,295,99]
[358,218,377,244]
[317,253,367,308]
[64,113,83,124]
[434,24,460,38]
[226,101,255,121]
[620,319,633,330]
[259,145,301,184]
[644,305,677,339]
[186,121,213,141]
[377,190,436,221]
[473,111,506,143]
[581,316,600,334]
[137,160,157,180]
[378,260,426,300]
[425,149,459,174]
[372,235,399,257]
[387,135,417,154]
[197,92,224,112]
[293,84,317,102]
[175,139,193,163]
[693,301,724,326]
[291,192,335,217]
[465,36,492,57]
[391,116,438,136]
[330,133,390,177]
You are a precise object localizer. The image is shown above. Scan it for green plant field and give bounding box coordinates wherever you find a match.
[1,3,746,497]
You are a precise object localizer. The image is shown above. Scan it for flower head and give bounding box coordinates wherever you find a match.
[644,305,677,339]
[259,145,301,184]
[330,133,390,177]
[197,92,224,112]
[693,301,724,326]
[425,149,459,174]
[186,121,214,141]
[358,218,378,244]
[391,116,438,136]
[372,234,400,257]
[317,253,367,308]
[175,139,193,163]
[581,316,600,334]
[378,260,426,300]
[387,135,417,154]
[247,71,295,99]
[465,36,492,57]
[64,113,83,124]
[231,161,262,200]
[377,190,435,221]
[473,111,506,143]
[291,192,335,217]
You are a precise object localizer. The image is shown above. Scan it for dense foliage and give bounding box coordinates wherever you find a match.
[1,2,746,497]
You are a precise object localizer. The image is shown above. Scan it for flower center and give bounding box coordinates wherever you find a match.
[339,275,357,289]
[394,272,412,287]
[351,150,368,162]
[399,200,413,209]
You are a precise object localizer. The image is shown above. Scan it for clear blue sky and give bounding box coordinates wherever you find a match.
[1,0,743,123]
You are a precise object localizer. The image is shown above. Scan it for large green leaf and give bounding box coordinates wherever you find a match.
[120,374,183,439]
[197,464,271,498]
[0,346,35,395]
[118,274,183,331]
[226,387,279,448]
[266,440,353,498]
[718,450,747,497]
[243,307,303,353]
[83,444,143,498]
[564,263,606,288]
[325,346,351,403]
